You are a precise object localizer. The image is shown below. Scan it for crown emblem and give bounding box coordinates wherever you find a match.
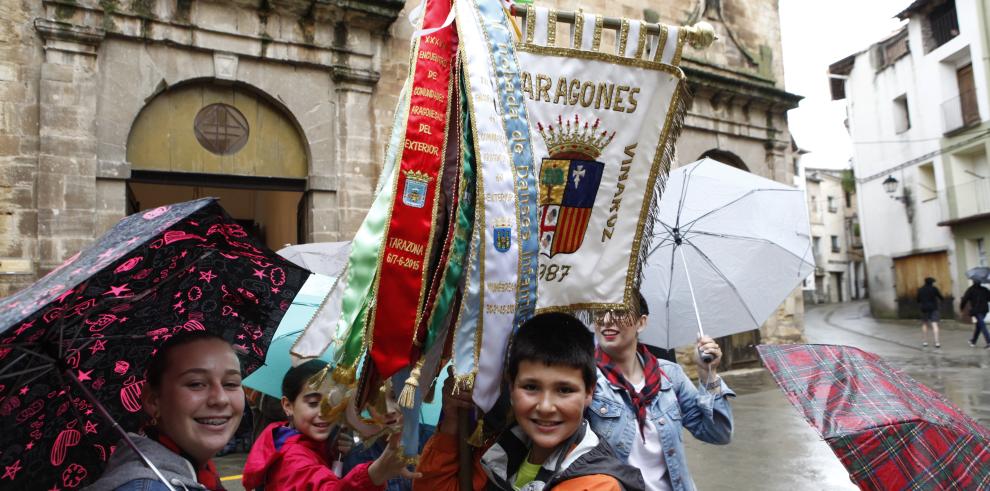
[537,114,615,160]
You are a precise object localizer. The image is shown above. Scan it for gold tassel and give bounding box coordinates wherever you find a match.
[307,366,329,391]
[467,419,485,447]
[397,356,425,409]
[332,365,357,385]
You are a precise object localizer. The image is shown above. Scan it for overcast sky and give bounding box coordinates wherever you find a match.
[779,0,909,170]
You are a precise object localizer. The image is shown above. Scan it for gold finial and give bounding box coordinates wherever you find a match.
[685,21,717,50]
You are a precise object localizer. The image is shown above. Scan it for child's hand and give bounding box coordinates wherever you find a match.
[438,365,473,435]
[367,432,422,485]
[335,428,354,455]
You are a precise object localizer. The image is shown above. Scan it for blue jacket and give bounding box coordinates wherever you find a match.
[586,360,735,491]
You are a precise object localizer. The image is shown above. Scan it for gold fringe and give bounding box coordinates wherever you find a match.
[467,419,485,447]
[397,356,425,409]
[452,372,476,395]
[636,81,690,292]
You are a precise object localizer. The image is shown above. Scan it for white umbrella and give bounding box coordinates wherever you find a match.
[277,241,351,277]
[640,158,815,351]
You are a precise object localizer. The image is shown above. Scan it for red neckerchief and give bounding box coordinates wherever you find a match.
[595,343,668,439]
[147,429,225,491]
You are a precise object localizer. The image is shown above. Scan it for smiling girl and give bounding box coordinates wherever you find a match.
[242,360,417,491]
[86,331,245,491]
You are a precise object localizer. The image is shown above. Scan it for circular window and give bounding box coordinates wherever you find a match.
[193,103,249,155]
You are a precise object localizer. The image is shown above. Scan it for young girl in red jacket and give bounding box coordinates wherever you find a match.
[242,360,417,490]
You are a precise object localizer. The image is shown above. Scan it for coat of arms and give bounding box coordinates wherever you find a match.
[493,219,512,253]
[402,170,431,208]
[538,115,612,258]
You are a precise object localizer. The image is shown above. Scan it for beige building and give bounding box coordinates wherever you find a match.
[0,0,801,368]
[804,168,866,304]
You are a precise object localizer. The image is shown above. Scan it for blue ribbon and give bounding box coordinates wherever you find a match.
[474,0,539,331]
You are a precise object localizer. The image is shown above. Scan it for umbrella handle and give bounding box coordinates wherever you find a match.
[678,247,714,364]
[65,369,178,491]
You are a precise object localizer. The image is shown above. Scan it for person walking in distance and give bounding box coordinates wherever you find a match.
[916,277,943,349]
[960,279,990,349]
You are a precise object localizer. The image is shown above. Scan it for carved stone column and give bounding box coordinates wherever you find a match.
[34,17,105,273]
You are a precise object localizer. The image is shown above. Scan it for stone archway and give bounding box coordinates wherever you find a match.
[698,148,749,172]
[125,81,308,250]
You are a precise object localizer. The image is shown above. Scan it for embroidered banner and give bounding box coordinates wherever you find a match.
[517,7,688,312]
[368,0,459,379]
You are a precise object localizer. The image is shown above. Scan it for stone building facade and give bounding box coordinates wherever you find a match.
[0,0,802,366]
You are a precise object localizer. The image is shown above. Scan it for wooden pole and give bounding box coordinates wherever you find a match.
[509,5,717,50]
[457,408,473,490]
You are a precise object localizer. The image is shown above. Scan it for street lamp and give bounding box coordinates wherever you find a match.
[882,175,898,195]
[882,174,908,203]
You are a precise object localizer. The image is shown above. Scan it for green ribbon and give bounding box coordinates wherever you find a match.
[334,86,410,370]
[423,72,477,351]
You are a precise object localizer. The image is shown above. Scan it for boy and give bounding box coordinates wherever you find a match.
[414,313,645,491]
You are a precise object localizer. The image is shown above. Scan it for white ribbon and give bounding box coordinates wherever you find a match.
[411,4,458,39]
[452,0,521,412]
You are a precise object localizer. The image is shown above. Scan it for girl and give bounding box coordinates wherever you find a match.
[87,330,245,491]
[242,360,417,490]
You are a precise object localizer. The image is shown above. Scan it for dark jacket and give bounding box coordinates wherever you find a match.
[414,421,646,491]
[83,434,205,491]
[917,284,944,312]
[961,284,990,315]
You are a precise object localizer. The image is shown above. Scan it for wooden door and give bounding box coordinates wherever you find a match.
[893,251,952,317]
[958,64,979,126]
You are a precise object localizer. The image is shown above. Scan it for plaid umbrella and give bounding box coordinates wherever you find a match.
[757,344,990,491]
[0,198,309,490]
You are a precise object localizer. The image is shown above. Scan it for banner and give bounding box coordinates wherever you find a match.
[368,0,459,379]
[517,6,688,312]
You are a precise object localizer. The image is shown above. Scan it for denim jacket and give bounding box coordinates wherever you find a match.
[586,360,735,491]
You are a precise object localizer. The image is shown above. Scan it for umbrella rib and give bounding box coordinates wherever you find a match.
[673,164,701,232]
[677,188,802,231]
[0,351,30,378]
[682,230,815,270]
[0,362,52,381]
[683,240,762,328]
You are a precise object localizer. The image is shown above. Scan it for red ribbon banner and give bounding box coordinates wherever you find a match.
[368,0,458,378]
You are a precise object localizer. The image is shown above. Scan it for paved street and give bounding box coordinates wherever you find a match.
[685,300,990,490]
[217,300,990,489]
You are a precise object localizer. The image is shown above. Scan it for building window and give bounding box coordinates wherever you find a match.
[813,236,822,256]
[194,103,250,155]
[831,235,841,253]
[844,191,852,208]
[893,94,911,134]
[917,162,938,201]
[979,238,987,267]
[926,0,959,51]
[827,196,837,213]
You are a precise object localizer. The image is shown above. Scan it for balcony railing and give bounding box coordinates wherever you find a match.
[942,88,981,134]
[946,178,990,221]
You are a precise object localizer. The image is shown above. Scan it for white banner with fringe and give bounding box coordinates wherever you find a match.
[517,6,689,312]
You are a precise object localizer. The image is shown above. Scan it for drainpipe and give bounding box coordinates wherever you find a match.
[978,0,990,119]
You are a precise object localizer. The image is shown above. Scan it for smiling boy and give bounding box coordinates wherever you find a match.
[414,313,645,491]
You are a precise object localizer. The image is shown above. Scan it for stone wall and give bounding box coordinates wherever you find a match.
[1,0,804,346]
[0,0,44,297]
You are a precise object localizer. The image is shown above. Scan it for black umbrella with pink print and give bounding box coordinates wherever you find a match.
[0,198,309,491]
